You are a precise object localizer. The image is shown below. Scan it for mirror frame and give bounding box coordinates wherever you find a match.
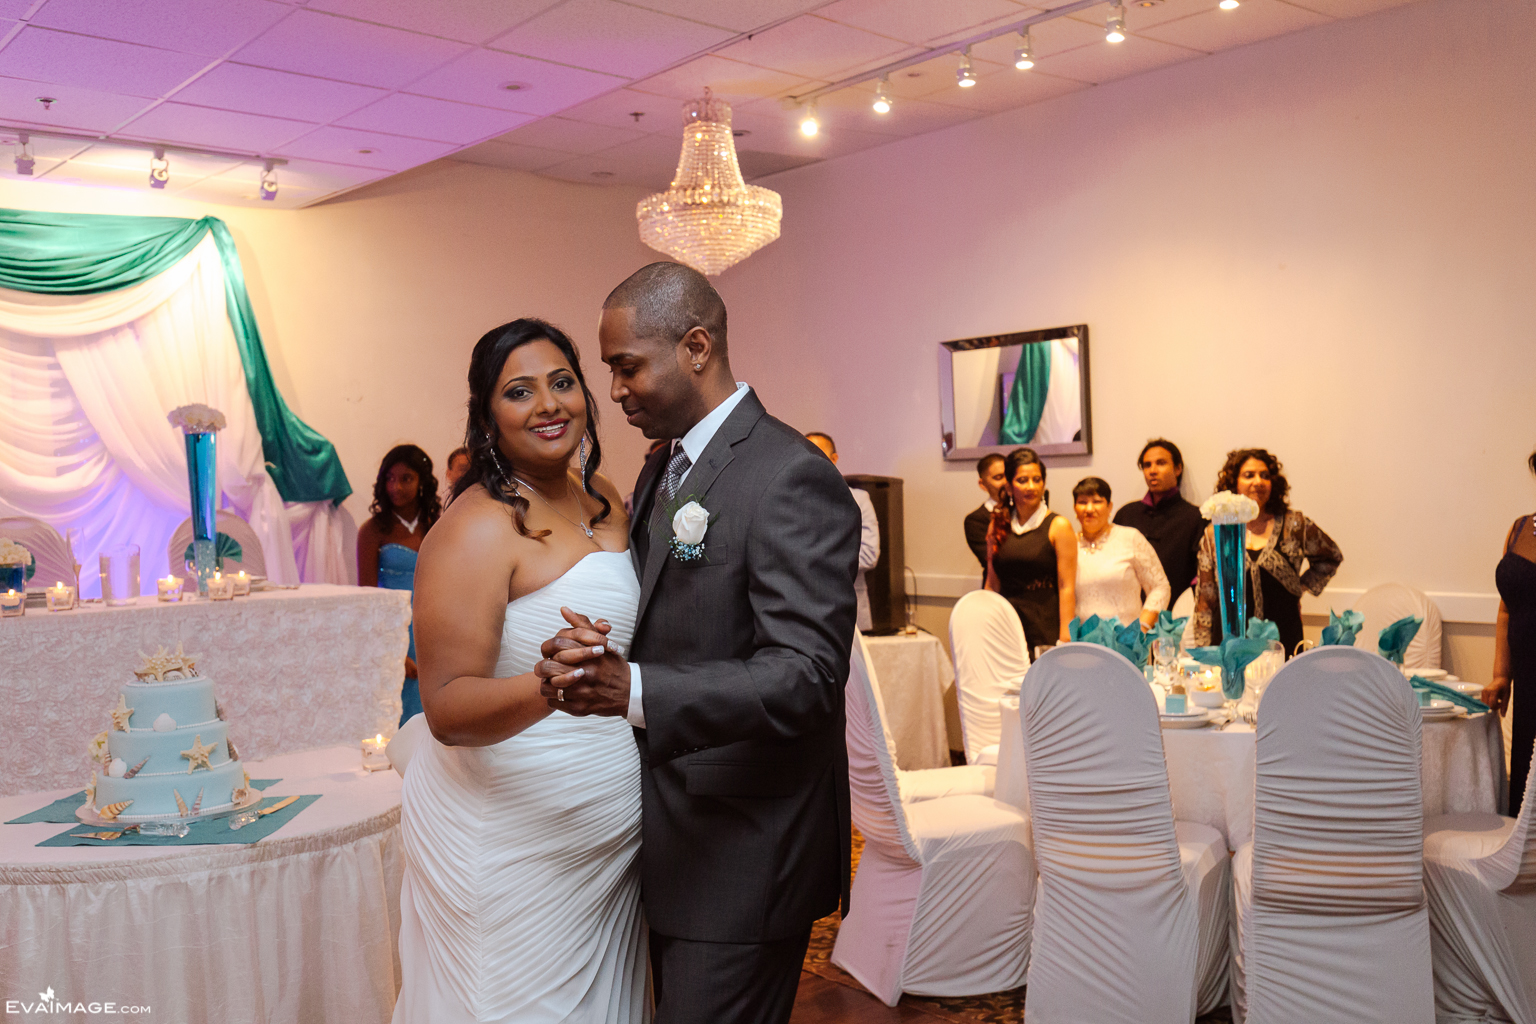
[937,323,1092,461]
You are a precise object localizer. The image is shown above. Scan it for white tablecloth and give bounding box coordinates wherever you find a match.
[0,745,403,1024]
[864,632,954,770]
[997,697,1507,851]
[0,584,411,797]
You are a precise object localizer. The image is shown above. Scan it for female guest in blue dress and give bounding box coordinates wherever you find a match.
[357,444,442,726]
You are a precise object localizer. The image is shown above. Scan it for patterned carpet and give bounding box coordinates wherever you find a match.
[803,829,1235,1023]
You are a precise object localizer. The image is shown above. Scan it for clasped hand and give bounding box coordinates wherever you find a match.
[535,607,630,717]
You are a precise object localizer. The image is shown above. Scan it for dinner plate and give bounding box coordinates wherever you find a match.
[1160,709,1211,729]
[1159,707,1207,718]
[1412,668,1448,681]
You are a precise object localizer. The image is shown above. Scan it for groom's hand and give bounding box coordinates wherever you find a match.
[535,608,630,717]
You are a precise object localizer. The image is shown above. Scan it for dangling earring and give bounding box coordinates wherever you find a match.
[578,436,589,477]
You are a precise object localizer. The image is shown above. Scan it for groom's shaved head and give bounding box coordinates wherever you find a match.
[603,262,727,353]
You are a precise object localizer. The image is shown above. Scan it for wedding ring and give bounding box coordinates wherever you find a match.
[557,688,565,702]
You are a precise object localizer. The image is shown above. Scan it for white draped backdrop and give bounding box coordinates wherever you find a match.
[0,235,347,594]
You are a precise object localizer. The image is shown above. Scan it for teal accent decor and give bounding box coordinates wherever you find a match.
[1377,615,1423,665]
[1190,637,1273,701]
[1245,618,1280,643]
[999,342,1051,445]
[1321,609,1364,647]
[1212,523,1247,642]
[0,208,350,504]
[183,532,244,568]
[1410,675,1489,714]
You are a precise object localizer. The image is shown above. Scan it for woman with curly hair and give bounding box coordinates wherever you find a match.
[357,443,442,725]
[1188,448,1342,657]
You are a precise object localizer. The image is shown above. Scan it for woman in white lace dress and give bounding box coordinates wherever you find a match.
[1071,476,1169,629]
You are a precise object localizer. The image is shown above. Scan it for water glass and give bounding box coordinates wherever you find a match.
[99,544,141,607]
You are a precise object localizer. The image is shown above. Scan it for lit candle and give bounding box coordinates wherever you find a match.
[233,570,251,597]
[361,733,389,771]
[0,589,23,618]
[45,581,76,612]
[157,576,183,603]
[208,571,236,601]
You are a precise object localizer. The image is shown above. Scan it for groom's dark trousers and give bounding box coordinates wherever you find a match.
[628,391,859,1024]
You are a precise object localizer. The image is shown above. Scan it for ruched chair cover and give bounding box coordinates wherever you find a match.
[831,634,1035,1006]
[0,515,74,588]
[167,508,267,582]
[1422,740,1536,1024]
[1021,643,1230,1023]
[950,589,1031,766]
[1231,646,1432,1024]
[1353,582,1443,668]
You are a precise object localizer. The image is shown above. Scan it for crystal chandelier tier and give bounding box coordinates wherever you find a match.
[637,89,782,276]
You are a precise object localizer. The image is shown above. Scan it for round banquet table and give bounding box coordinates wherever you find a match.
[0,745,403,1024]
[996,697,1508,851]
[863,632,956,770]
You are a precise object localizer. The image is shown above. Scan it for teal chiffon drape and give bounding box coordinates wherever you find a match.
[999,341,1051,445]
[0,208,350,504]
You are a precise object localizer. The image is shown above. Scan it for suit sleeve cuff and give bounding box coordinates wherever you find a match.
[625,663,646,729]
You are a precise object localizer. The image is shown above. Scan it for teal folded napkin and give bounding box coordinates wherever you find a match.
[1245,618,1280,643]
[1069,614,1114,645]
[1113,621,1153,669]
[1190,637,1273,700]
[6,779,281,825]
[1321,609,1363,647]
[1068,615,1152,668]
[183,531,243,566]
[1377,615,1423,665]
[37,794,319,847]
[1152,610,1188,650]
[1410,676,1489,714]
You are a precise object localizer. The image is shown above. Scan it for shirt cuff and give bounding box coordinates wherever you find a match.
[625,663,645,729]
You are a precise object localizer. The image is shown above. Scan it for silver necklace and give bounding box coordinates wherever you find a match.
[1080,523,1111,553]
[396,512,420,534]
[512,475,594,538]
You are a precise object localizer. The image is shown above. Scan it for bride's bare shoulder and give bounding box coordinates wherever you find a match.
[423,484,520,560]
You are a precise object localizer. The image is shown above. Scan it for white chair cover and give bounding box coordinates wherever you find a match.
[950,589,1031,766]
[0,515,74,589]
[1353,582,1443,669]
[1231,646,1432,1024]
[831,634,1034,1005]
[1021,643,1230,1023]
[1422,741,1536,1024]
[167,509,267,581]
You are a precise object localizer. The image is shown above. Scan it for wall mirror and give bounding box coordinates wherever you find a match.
[937,324,1091,460]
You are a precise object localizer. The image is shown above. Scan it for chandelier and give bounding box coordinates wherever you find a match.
[637,89,782,276]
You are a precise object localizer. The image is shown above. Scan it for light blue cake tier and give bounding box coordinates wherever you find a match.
[96,759,245,821]
[120,676,218,731]
[107,720,232,776]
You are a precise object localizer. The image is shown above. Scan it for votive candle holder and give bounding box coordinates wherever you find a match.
[157,576,183,603]
[45,582,76,612]
[0,589,23,618]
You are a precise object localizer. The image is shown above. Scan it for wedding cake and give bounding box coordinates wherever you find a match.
[84,644,253,822]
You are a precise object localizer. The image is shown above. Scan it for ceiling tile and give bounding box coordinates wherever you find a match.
[489,0,735,79]
[628,0,830,33]
[407,48,625,116]
[1116,0,1227,29]
[550,87,687,132]
[262,159,386,194]
[450,138,572,172]
[805,86,982,137]
[727,102,902,161]
[815,0,1029,46]
[172,64,385,123]
[232,10,472,89]
[494,115,646,154]
[0,129,84,180]
[1140,0,1330,51]
[304,0,560,44]
[933,66,1089,112]
[272,125,458,171]
[1283,0,1411,16]
[0,76,156,132]
[0,26,213,96]
[969,14,1113,65]
[871,50,1010,101]
[29,0,289,57]
[711,13,915,80]
[0,0,34,17]
[116,102,315,152]
[538,131,683,187]
[67,141,243,174]
[629,54,815,107]
[337,93,537,143]
[1038,33,1206,84]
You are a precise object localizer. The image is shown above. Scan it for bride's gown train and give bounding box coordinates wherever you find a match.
[393,551,646,1024]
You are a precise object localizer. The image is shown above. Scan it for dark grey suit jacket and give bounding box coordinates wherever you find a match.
[629,390,860,943]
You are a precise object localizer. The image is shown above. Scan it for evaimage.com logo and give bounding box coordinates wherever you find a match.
[5,986,152,1015]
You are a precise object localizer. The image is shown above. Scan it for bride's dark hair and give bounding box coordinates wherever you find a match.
[452,318,610,539]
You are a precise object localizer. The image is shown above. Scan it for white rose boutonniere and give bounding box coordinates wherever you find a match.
[670,501,711,562]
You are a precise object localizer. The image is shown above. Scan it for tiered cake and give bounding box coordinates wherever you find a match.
[85,645,252,822]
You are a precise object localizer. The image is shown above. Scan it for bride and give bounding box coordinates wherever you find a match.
[392,318,645,1023]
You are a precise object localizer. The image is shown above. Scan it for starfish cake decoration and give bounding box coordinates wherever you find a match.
[134,643,201,682]
[110,695,134,732]
[180,734,215,773]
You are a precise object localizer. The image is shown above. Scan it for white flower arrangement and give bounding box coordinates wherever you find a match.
[88,730,111,767]
[1200,490,1260,525]
[0,538,32,566]
[167,404,227,434]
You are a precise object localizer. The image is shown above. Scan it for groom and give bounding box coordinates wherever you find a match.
[537,262,860,1024]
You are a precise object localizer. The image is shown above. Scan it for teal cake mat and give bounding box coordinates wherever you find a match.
[37,793,320,846]
[7,779,281,825]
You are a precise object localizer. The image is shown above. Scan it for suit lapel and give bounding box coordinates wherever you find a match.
[630,444,668,574]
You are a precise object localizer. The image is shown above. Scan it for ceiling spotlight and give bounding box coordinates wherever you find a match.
[1219,0,1239,8]
[872,75,892,114]
[14,132,34,176]
[149,146,169,189]
[956,47,977,88]
[799,103,819,137]
[1106,2,1127,42]
[1014,29,1035,70]
[259,160,278,201]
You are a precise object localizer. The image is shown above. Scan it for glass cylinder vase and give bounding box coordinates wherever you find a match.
[0,564,23,592]
[1213,522,1247,643]
[184,431,218,596]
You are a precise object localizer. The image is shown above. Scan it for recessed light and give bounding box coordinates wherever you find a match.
[591,170,615,178]
[733,129,750,137]
[905,71,922,78]
[500,82,530,92]
[356,148,376,154]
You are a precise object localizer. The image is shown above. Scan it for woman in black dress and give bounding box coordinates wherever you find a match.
[985,448,1077,653]
[1485,449,1536,816]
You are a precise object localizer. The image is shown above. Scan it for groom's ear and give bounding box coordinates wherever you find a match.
[678,325,714,374]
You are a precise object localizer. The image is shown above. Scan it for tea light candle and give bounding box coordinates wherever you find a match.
[157,576,183,603]
[46,581,76,612]
[233,570,251,597]
[208,571,236,601]
[0,589,23,617]
[361,733,389,771]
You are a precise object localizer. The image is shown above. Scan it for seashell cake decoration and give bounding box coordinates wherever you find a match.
[134,643,200,682]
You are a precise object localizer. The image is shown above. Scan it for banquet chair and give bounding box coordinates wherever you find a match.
[949,589,1030,766]
[1230,646,1433,1024]
[830,634,1034,1006]
[1021,643,1230,1024]
[167,510,267,582]
[1353,582,1443,668]
[0,516,74,588]
[1421,739,1536,1024]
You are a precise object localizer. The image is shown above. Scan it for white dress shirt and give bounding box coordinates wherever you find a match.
[851,486,880,631]
[626,383,751,728]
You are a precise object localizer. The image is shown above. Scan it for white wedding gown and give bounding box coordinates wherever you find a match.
[393,550,647,1024]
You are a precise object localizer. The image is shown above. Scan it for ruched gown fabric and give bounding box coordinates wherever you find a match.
[392,551,647,1024]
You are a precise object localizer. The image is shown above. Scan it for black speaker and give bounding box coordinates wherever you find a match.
[845,474,906,634]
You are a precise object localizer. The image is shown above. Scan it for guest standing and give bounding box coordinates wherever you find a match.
[357,444,442,726]
[1484,449,1536,816]
[1072,476,1169,629]
[986,448,1076,651]
[808,432,880,631]
[1189,448,1341,657]
[442,446,469,501]
[965,452,1009,574]
[1113,438,1204,607]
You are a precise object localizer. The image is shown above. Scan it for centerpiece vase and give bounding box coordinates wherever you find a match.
[1213,522,1247,644]
[184,431,217,596]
